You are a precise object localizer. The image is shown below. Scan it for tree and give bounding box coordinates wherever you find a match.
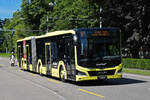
[44,0,97,31]
[0,19,6,52]
[2,0,150,57]
[21,0,52,35]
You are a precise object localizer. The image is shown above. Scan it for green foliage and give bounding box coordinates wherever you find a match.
[123,68,150,76]
[122,58,150,70]
[1,0,150,58]
[46,0,97,31]
[0,53,11,57]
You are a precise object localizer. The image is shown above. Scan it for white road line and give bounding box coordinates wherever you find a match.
[2,67,67,100]
[22,78,67,100]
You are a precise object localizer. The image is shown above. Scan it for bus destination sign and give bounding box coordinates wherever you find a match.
[92,30,109,36]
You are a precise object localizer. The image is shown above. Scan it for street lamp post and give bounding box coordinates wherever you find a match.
[46,16,49,33]
[46,2,55,33]
[99,6,103,28]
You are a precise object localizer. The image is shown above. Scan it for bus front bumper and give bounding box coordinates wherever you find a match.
[76,74,122,81]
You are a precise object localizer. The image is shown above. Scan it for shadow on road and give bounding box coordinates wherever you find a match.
[20,69,147,86]
[69,78,147,86]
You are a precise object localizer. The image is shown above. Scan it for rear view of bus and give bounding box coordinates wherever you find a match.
[75,28,122,81]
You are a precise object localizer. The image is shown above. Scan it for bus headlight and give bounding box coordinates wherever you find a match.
[73,35,78,42]
[76,70,87,76]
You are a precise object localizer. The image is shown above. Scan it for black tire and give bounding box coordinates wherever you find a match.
[11,63,14,67]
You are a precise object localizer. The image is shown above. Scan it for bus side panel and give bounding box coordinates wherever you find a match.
[31,38,37,72]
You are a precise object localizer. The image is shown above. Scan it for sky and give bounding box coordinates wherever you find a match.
[0,0,22,19]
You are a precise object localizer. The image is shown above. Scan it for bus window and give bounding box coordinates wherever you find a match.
[26,46,30,64]
[45,45,50,65]
[51,42,58,60]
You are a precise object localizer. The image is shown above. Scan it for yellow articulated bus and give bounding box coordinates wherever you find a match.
[17,28,122,81]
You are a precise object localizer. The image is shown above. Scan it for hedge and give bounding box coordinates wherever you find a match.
[0,53,11,57]
[122,58,150,70]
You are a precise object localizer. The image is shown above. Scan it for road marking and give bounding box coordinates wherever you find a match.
[148,88,150,91]
[19,69,23,72]
[79,89,104,98]
[21,77,67,100]
[47,78,60,84]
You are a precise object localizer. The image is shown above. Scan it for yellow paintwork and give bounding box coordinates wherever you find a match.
[40,66,47,75]
[74,46,78,66]
[17,30,75,42]
[29,64,33,71]
[36,30,75,39]
[45,43,50,45]
[17,61,19,67]
[24,63,27,70]
[76,74,122,81]
[51,68,59,78]
[79,89,104,98]
[36,59,67,78]
[58,61,67,79]
[36,59,42,73]
[75,64,122,81]
[36,59,47,75]
[51,61,67,79]
[21,58,27,70]
[17,36,35,42]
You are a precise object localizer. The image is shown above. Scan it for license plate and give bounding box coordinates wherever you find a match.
[98,76,107,80]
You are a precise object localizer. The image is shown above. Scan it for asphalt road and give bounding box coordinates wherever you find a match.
[0,57,150,100]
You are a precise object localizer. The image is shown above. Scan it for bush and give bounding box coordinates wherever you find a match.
[122,58,150,70]
[0,53,11,57]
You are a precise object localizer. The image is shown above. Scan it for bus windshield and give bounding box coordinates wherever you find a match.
[77,29,121,68]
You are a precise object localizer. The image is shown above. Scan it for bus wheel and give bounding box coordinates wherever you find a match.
[60,67,66,82]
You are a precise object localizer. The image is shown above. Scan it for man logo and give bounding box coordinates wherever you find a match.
[97,71,107,75]
[96,63,107,66]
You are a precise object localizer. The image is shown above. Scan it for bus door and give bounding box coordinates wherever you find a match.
[45,43,52,75]
[17,45,21,67]
[26,45,30,70]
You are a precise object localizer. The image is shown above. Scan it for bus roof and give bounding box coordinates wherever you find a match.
[74,27,119,31]
[17,30,75,42]
[36,30,75,39]
[17,36,35,42]
[17,27,119,42]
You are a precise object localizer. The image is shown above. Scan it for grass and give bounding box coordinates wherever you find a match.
[0,53,11,57]
[123,68,150,76]
[122,58,150,70]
